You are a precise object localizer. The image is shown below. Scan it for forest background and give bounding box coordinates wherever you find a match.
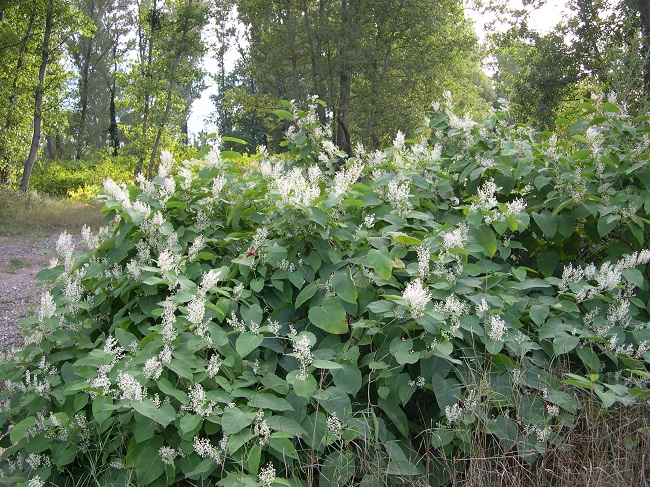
[1,0,649,196]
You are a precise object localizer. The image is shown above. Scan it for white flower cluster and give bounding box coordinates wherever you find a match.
[488,315,507,342]
[292,335,313,380]
[185,383,218,417]
[445,403,463,425]
[332,162,364,197]
[434,294,470,317]
[408,376,427,388]
[546,404,560,417]
[327,412,343,439]
[193,437,223,464]
[270,167,320,209]
[38,291,56,322]
[416,245,430,278]
[254,409,271,446]
[187,235,205,262]
[55,231,76,272]
[158,445,180,465]
[226,311,246,332]
[266,319,281,336]
[469,179,527,224]
[116,372,147,401]
[560,250,650,299]
[28,476,45,487]
[143,357,163,381]
[402,278,431,318]
[258,463,276,487]
[186,297,206,327]
[476,297,489,314]
[207,354,222,377]
[386,179,413,215]
[442,225,468,250]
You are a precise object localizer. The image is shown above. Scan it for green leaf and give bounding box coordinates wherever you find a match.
[330,361,363,395]
[132,400,176,428]
[295,282,318,308]
[221,150,242,160]
[553,333,580,355]
[221,408,257,435]
[537,250,558,277]
[367,249,393,280]
[488,415,518,451]
[236,332,264,359]
[287,370,318,398]
[389,232,422,246]
[320,450,356,487]
[180,414,203,436]
[10,416,36,444]
[248,393,294,411]
[222,136,248,145]
[308,297,348,334]
[529,304,549,325]
[598,214,620,237]
[532,211,557,239]
[331,268,358,304]
[577,346,601,373]
[134,436,165,485]
[601,102,620,113]
[469,225,497,257]
[274,109,293,121]
[378,398,409,438]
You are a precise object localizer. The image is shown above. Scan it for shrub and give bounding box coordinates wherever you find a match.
[0,96,649,486]
[30,156,136,199]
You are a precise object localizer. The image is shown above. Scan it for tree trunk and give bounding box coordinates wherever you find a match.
[108,77,119,156]
[137,0,157,178]
[1,12,35,185]
[285,0,300,100]
[76,40,92,159]
[147,20,189,178]
[302,0,327,124]
[20,0,54,192]
[639,0,650,96]
[337,72,353,157]
[335,0,355,157]
[46,136,56,159]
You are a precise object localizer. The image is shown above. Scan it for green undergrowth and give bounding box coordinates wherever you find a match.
[1,96,649,486]
[0,189,103,237]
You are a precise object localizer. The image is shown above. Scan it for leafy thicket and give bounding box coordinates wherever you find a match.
[1,97,650,486]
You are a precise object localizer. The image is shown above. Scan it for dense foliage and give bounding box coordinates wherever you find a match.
[1,97,649,486]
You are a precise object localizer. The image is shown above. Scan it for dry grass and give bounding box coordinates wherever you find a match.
[427,401,650,487]
[0,189,104,236]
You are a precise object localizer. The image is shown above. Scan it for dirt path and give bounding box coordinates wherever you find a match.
[0,235,59,350]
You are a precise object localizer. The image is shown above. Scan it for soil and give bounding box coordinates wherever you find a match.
[0,234,59,351]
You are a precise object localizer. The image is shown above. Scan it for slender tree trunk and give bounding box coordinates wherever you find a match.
[20,0,54,192]
[147,22,188,178]
[285,0,300,100]
[108,77,119,156]
[45,136,56,159]
[302,0,326,123]
[137,0,157,178]
[1,13,36,185]
[337,72,352,157]
[76,41,93,159]
[336,0,355,157]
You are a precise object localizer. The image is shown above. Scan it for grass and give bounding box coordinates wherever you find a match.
[0,188,104,237]
[423,399,650,487]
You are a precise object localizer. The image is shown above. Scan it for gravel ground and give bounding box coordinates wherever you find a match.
[0,235,59,351]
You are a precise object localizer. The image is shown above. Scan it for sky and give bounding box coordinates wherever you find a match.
[186,0,571,138]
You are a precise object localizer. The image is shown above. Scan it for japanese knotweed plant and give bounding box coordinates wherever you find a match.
[1,95,649,487]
